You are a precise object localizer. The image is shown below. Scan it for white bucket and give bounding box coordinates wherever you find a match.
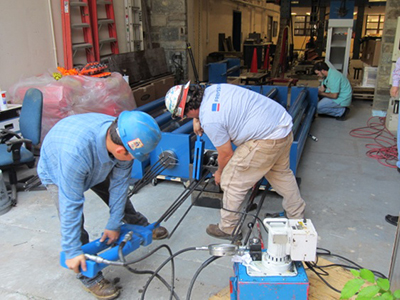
[0,170,11,215]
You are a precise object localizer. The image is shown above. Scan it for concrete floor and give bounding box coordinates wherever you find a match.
[0,97,399,300]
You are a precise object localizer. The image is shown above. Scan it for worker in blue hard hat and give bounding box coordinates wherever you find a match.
[38,110,166,300]
[165,82,305,241]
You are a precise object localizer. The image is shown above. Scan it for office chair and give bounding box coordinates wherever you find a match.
[0,88,43,205]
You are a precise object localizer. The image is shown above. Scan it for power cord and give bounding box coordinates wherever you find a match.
[349,116,398,168]
[304,246,388,295]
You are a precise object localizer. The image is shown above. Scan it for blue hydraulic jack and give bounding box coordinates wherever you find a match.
[60,223,156,278]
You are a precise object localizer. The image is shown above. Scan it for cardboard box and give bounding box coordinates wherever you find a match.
[132,83,156,107]
[361,40,381,67]
[153,75,175,99]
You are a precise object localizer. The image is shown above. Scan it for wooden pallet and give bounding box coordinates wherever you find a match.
[352,86,375,100]
[209,257,356,300]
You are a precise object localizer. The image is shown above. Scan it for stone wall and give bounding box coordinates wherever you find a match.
[373,0,400,115]
[147,0,189,83]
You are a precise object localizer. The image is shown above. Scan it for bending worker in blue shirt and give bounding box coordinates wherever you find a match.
[38,111,167,300]
[313,61,353,121]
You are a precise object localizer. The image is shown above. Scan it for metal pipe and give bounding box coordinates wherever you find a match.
[135,97,165,113]
[222,65,241,76]
[155,111,172,127]
[47,0,58,67]
[187,43,200,84]
[288,89,308,119]
[292,101,308,137]
[265,88,278,99]
[207,59,229,66]
[172,120,194,134]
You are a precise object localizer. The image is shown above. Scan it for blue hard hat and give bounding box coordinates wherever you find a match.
[117,110,161,162]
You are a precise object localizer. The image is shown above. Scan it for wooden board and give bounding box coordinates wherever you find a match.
[209,257,355,300]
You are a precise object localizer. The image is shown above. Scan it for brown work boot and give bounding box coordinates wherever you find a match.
[152,226,169,240]
[82,278,120,300]
[206,224,242,241]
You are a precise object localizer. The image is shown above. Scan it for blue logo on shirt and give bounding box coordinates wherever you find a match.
[211,85,222,112]
[212,103,220,111]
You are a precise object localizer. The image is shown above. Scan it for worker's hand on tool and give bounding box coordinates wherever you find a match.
[390,86,399,98]
[100,229,120,245]
[66,254,87,273]
[193,118,204,136]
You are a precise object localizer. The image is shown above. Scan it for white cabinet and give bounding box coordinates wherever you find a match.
[325,19,353,75]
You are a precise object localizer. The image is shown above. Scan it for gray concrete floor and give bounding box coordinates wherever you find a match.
[0,97,399,300]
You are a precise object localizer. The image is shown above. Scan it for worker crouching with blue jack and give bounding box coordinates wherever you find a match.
[38,111,168,300]
[165,82,306,240]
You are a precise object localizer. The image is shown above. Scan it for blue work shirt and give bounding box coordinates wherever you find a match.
[38,113,133,259]
[323,67,352,107]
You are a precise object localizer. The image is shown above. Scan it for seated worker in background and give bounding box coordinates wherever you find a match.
[165,83,306,240]
[38,111,168,300]
[313,61,352,120]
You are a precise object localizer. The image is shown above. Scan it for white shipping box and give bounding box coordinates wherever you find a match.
[361,64,378,88]
[386,98,399,135]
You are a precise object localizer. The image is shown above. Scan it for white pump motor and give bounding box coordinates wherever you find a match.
[262,218,318,275]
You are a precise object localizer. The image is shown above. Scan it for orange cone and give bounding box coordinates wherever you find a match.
[250,48,258,73]
[262,45,270,70]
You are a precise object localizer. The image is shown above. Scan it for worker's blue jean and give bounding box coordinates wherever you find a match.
[397,114,400,169]
[317,97,346,117]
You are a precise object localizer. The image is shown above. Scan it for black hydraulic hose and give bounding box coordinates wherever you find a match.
[117,241,179,300]
[157,170,211,224]
[231,179,263,243]
[186,256,220,300]
[121,244,173,266]
[129,155,176,196]
[141,247,198,300]
[167,175,211,238]
[242,183,270,245]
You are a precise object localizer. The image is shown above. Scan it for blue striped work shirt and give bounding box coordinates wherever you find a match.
[38,113,133,259]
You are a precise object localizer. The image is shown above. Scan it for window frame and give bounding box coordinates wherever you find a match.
[365,14,384,36]
[293,15,311,36]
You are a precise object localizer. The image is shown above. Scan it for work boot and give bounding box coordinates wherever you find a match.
[336,107,350,121]
[206,224,242,241]
[152,226,169,240]
[82,278,120,300]
[385,215,399,227]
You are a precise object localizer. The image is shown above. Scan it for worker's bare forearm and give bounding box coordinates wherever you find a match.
[319,92,338,99]
[217,154,232,174]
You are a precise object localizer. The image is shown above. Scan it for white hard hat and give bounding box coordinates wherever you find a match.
[165,81,190,119]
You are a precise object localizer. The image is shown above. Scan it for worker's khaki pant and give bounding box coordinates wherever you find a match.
[219,132,306,234]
